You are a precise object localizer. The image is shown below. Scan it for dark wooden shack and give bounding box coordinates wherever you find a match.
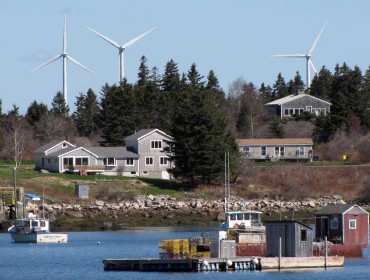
[266,221,313,257]
[315,204,369,246]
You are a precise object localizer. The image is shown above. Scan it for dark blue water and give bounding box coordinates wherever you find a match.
[0,228,368,280]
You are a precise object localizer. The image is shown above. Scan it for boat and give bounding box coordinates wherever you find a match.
[221,210,265,232]
[8,213,68,243]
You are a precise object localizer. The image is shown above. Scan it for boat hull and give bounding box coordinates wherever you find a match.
[10,232,68,243]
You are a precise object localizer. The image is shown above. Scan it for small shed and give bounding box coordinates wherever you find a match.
[315,204,369,246]
[266,220,313,257]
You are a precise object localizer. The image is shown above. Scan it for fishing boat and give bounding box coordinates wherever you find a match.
[221,210,265,231]
[8,213,68,243]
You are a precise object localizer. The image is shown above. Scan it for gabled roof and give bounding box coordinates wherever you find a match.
[124,128,173,142]
[265,93,331,106]
[89,147,139,158]
[34,140,75,153]
[315,204,368,215]
[237,138,313,146]
[47,146,98,158]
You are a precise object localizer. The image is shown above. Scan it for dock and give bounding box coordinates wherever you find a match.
[103,256,344,271]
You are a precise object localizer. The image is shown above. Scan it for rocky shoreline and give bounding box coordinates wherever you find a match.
[13,194,365,220]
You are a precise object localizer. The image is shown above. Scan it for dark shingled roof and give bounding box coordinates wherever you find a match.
[124,129,156,142]
[315,204,356,215]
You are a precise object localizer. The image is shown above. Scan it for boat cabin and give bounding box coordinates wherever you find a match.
[222,210,263,230]
[13,215,50,234]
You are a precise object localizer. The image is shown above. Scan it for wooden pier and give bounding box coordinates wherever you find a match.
[103,256,344,272]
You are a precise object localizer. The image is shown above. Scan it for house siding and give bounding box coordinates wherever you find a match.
[281,96,330,116]
[137,131,171,179]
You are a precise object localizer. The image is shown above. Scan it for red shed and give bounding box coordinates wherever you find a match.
[315,204,369,246]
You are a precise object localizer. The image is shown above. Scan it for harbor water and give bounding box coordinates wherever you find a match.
[0,228,369,280]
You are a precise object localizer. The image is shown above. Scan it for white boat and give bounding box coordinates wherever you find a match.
[8,213,68,243]
[221,210,265,232]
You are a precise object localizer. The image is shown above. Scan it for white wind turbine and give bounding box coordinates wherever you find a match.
[86,26,157,82]
[271,21,328,89]
[31,14,96,106]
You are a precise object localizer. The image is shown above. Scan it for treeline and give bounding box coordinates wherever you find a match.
[2,57,370,184]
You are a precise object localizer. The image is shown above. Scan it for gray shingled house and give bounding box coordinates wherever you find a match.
[265,92,331,118]
[34,129,173,179]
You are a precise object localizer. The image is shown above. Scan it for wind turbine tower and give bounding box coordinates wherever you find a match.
[31,14,96,106]
[87,26,157,82]
[271,21,328,89]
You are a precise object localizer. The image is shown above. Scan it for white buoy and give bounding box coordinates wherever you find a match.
[252,258,259,265]
[97,241,101,245]
[226,259,233,267]
[202,260,209,267]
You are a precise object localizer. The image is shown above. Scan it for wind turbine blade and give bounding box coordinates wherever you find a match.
[66,55,97,75]
[63,14,67,53]
[271,54,306,58]
[30,54,63,72]
[309,59,317,73]
[123,27,157,48]
[86,26,120,48]
[308,20,328,55]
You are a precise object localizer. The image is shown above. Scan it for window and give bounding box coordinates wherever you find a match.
[299,146,304,156]
[299,109,304,114]
[230,214,236,220]
[331,216,338,229]
[237,213,243,220]
[75,157,88,165]
[42,158,44,166]
[242,146,249,155]
[284,109,289,116]
[275,146,285,157]
[62,143,67,148]
[54,159,58,164]
[104,158,116,166]
[151,140,162,149]
[261,146,266,156]
[301,229,307,241]
[126,158,134,166]
[289,109,294,115]
[47,159,51,164]
[142,171,148,175]
[349,219,356,229]
[160,157,169,165]
[63,158,73,166]
[243,213,250,220]
[145,157,154,166]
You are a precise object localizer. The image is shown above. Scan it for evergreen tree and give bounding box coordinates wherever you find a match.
[161,59,180,92]
[25,101,48,126]
[137,55,150,88]
[287,71,305,95]
[99,81,142,146]
[272,73,288,99]
[51,91,70,117]
[309,66,333,100]
[269,117,284,138]
[259,83,273,103]
[187,63,205,91]
[73,89,100,136]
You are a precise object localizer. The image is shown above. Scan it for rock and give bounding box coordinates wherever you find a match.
[95,200,105,206]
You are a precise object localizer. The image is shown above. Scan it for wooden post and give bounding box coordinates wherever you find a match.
[324,236,327,269]
[279,237,282,270]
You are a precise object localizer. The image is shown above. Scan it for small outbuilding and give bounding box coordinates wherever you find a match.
[266,220,313,257]
[315,204,369,246]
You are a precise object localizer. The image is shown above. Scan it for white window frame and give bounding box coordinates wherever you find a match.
[126,158,134,166]
[306,106,312,113]
[104,158,116,166]
[284,109,289,116]
[242,146,249,155]
[145,157,154,166]
[151,140,162,149]
[261,146,266,156]
[299,146,304,156]
[349,219,356,229]
[160,156,169,165]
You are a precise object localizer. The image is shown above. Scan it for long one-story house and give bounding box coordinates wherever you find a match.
[34,129,173,179]
[266,92,331,118]
[237,138,313,161]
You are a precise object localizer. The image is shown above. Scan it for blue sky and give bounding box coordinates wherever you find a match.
[1,0,369,114]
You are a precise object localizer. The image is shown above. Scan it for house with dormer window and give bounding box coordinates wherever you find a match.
[34,129,173,179]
